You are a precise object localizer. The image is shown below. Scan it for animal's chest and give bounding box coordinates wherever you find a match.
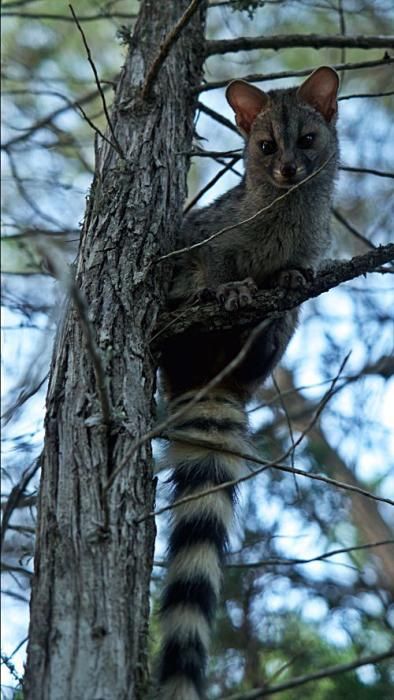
[234,215,305,285]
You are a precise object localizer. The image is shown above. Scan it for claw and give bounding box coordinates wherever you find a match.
[216,278,257,311]
[278,268,313,290]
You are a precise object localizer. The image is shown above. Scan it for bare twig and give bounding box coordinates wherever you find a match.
[135,354,394,522]
[154,539,394,568]
[1,10,137,21]
[198,90,394,134]
[337,0,347,86]
[0,652,23,685]
[1,460,40,547]
[1,373,48,424]
[206,34,394,56]
[197,101,239,133]
[5,150,63,228]
[188,148,243,158]
[183,155,241,214]
[196,55,394,93]
[220,648,394,699]
[272,372,297,477]
[340,165,394,178]
[104,316,273,494]
[333,208,376,250]
[227,539,394,568]
[136,431,394,522]
[73,99,118,152]
[3,87,111,149]
[339,90,394,100]
[250,355,394,414]
[155,153,336,264]
[69,4,124,158]
[141,0,204,99]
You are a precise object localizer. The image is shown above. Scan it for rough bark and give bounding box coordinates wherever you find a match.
[24,3,206,699]
[155,245,394,345]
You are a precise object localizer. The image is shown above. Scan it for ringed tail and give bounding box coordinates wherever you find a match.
[157,391,249,700]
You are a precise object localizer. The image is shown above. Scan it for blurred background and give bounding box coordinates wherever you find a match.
[1,1,394,698]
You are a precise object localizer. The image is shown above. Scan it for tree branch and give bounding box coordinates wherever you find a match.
[69,5,124,158]
[2,86,111,149]
[154,244,394,345]
[154,539,394,569]
[1,10,137,22]
[142,0,204,99]
[1,460,40,547]
[206,34,394,56]
[221,648,394,699]
[196,55,394,93]
[227,540,394,568]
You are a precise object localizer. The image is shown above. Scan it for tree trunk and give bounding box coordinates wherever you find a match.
[24,3,206,699]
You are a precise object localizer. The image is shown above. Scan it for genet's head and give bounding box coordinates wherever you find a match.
[226,67,339,189]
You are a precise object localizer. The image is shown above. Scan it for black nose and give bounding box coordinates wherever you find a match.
[280,163,297,178]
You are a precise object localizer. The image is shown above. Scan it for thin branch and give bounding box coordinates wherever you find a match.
[337,0,347,85]
[227,539,394,568]
[1,373,48,425]
[0,652,23,685]
[73,97,119,153]
[183,156,241,214]
[3,87,111,149]
[272,372,297,478]
[135,355,393,521]
[221,648,394,699]
[196,55,394,93]
[154,152,336,264]
[333,208,376,250]
[8,636,28,662]
[340,165,394,178]
[197,101,239,133]
[1,460,40,547]
[136,426,394,522]
[5,150,63,228]
[69,5,124,158]
[339,90,394,100]
[154,539,394,568]
[141,0,204,99]
[1,564,33,579]
[206,33,394,56]
[1,10,137,21]
[188,148,242,158]
[104,315,273,494]
[2,0,44,8]
[250,355,394,414]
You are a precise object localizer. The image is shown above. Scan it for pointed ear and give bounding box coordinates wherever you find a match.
[226,80,270,135]
[297,66,339,122]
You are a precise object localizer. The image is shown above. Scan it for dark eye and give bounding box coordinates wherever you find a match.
[260,140,277,155]
[298,133,315,149]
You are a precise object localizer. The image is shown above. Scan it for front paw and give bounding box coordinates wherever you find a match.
[278,267,314,290]
[216,277,257,311]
